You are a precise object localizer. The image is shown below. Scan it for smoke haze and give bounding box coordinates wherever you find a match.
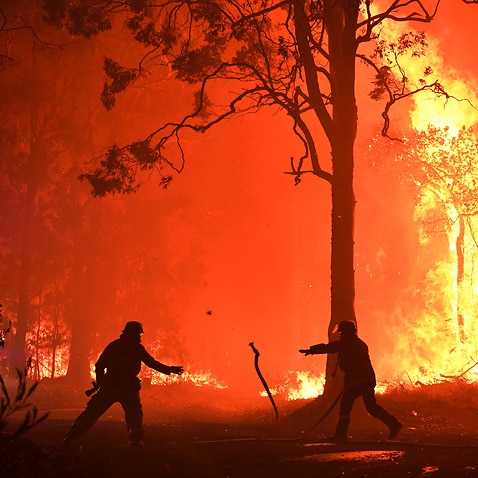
[1,1,477,401]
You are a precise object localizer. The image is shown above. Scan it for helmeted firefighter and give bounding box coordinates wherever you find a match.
[299,319,402,442]
[61,321,184,447]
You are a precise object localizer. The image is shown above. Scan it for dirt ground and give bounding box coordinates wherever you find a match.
[2,379,478,477]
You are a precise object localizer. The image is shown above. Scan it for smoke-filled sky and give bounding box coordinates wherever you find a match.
[2,1,478,398]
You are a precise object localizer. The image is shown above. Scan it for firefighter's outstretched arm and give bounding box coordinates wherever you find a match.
[142,350,184,376]
[299,343,336,355]
[150,361,183,375]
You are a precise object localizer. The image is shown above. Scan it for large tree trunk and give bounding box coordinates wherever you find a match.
[323,0,359,396]
[65,209,94,385]
[11,41,43,372]
[13,184,35,371]
[292,0,359,398]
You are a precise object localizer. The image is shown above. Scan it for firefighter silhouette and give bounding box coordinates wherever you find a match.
[300,319,402,442]
[62,321,183,447]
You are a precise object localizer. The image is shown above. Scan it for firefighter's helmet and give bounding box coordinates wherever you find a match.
[122,321,144,335]
[336,320,357,335]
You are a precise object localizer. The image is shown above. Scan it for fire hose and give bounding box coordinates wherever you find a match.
[303,388,343,436]
[188,386,345,444]
[167,342,478,447]
[188,384,478,448]
[248,342,279,424]
[248,341,345,436]
[193,346,478,446]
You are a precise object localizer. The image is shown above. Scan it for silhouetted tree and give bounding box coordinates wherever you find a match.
[44,0,455,393]
[0,2,97,374]
[2,1,209,388]
[0,39,56,370]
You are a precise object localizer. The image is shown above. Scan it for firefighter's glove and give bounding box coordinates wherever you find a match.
[169,365,184,375]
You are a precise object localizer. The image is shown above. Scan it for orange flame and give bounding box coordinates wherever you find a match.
[370,12,478,388]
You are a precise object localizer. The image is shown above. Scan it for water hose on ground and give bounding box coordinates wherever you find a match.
[249,342,279,424]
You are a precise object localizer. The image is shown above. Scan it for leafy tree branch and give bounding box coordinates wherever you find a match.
[0,368,49,441]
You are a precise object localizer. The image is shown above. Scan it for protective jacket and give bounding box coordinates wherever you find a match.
[95,336,172,389]
[309,334,376,390]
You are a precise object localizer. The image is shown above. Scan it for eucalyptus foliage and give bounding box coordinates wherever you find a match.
[0,369,49,441]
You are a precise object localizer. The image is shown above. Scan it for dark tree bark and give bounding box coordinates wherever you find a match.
[12,42,42,371]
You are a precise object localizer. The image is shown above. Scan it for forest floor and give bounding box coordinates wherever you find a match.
[2,378,478,477]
